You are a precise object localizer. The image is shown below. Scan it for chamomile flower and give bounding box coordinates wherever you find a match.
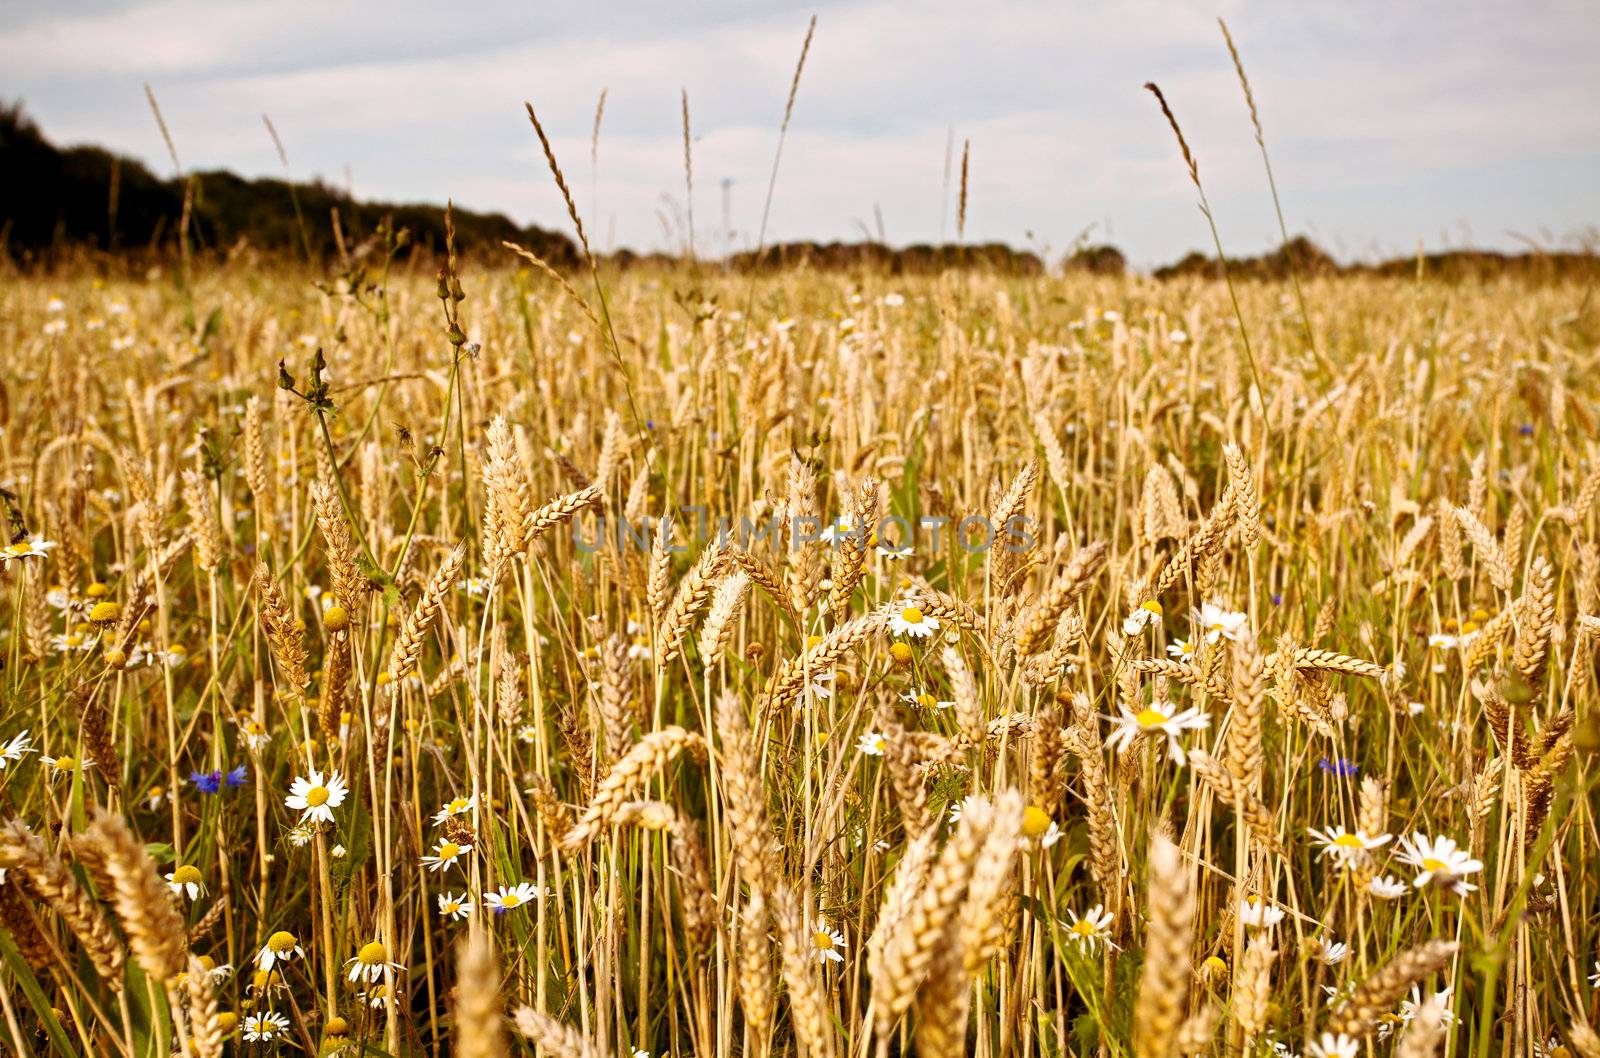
[1195,601,1248,644]
[856,731,888,757]
[1306,1033,1359,1058]
[1104,702,1209,764]
[1395,833,1482,892]
[438,892,474,920]
[40,754,94,780]
[345,941,405,983]
[805,671,835,701]
[0,730,35,768]
[192,954,234,982]
[0,536,55,563]
[1367,875,1409,900]
[421,839,472,872]
[810,920,847,963]
[1064,905,1114,949]
[484,882,540,912]
[432,795,475,825]
[1166,637,1196,662]
[165,864,206,900]
[359,982,393,1009]
[889,604,939,639]
[1021,805,1063,847]
[1238,895,1286,930]
[238,718,271,752]
[1307,825,1392,866]
[1397,986,1455,1028]
[901,689,953,711]
[255,931,304,972]
[1315,939,1351,966]
[1122,600,1163,636]
[51,631,96,653]
[284,768,348,825]
[242,1011,290,1042]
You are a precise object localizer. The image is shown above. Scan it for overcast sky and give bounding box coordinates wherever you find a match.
[4,0,1597,266]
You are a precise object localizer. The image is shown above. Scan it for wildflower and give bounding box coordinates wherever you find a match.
[345,940,405,983]
[877,541,913,560]
[1195,601,1248,644]
[805,671,835,700]
[214,1011,239,1036]
[192,954,233,981]
[1064,905,1114,949]
[255,931,304,971]
[0,537,56,563]
[51,631,96,653]
[1021,805,1063,848]
[1122,600,1163,636]
[438,892,473,920]
[810,920,847,963]
[326,1017,350,1038]
[1307,825,1391,866]
[145,786,166,810]
[421,839,472,872]
[1166,637,1196,662]
[239,718,271,752]
[242,1011,290,1042]
[285,768,348,825]
[901,689,953,711]
[40,754,94,780]
[1397,986,1455,1029]
[1316,757,1359,777]
[286,823,315,847]
[484,882,541,912]
[1315,939,1351,965]
[433,795,475,825]
[1306,1034,1359,1058]
[358,982,392,1009]
[889,605,939,639]
[1368,875,1409,900]
[1238,895,1285,930]
[856,731,887,757]
[0,730,35,768]
[165,864,206,900]
[1104,701,1209,764]
[225,765,249,788]
[88,600,121,625]
[1395,833,1482,892]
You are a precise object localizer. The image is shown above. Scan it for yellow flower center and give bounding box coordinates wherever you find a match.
[1134,708,1169,729]
[246,721,265,736]
[323,605,349,631]
[89,601,121,623]
[267,931,298,953]
[811,930,836,950]
[326,1016,350,1037]
[1421,857,1449,873]
[1333,833,1364,848]
[1071,919,1097,936]
[357,941,388,965]
[215,1012,238,1033]
[197,955,216,971]
[1021,805,1052,838]
[53,756,78,772]
[448,797,469,813]
[173,865,202,885]
[805,634,824,650]
[889,642,913,663]
[86,582,110,598]
[4,543,30,557]
[304,785,330,807]
[437,842,460,859]
[500,893,522,908]
[917,693,937,709]
[1141,600,1163,615]
[900,606,924,624]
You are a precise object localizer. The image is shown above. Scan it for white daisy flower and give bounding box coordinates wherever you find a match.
[345,941,405,983]
[484,882,541,913]
[0,730,35,768]
[438,892,474,921]
[1194,601,1248,644]
[888,604,939,639]
[1166,637,1196,662]
[421,839,473,872]
[809,920,847,963]
[242,1011,290,1042]
[1306,1033,1359,1058]
[284,768,348,825]
[901,689,953,711]
[1104,702,1209,764]
[0,537,57,563]
[1315,939,1351,965]
[1064,905,1114,949]
[1021,805,1063,848]
[1395,833,1482,892]
[1121,600,1163,636]
[255,931,304,971]
[1367,875,1409,900]
[1238,895,1286,930]
[165,864,206,900]
[40,754,94,780]
[433,795,475,825]
[1307,825,1392,866]
[856,731,887,757]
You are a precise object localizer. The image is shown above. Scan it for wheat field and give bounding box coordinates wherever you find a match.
[0,244,1597,1058]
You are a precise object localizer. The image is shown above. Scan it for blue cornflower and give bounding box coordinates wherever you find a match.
[190,770,223,794]
[1518,423,1534,437]
[1317,757,1359,777]
[225,765,249,789]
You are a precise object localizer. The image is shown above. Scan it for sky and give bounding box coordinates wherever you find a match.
[4,0,1598,267]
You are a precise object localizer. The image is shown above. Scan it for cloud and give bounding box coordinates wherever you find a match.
[5,0,1597,264]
